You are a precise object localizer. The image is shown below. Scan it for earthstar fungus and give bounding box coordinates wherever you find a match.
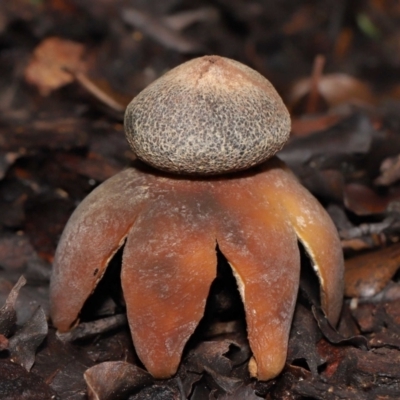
[50,56,344,381]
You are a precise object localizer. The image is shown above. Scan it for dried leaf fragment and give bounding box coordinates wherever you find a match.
[288,73,375,109]
[8,306,48,371]
[344,183,400,215]
[24,36,87,96]
[345,243,400,298]
[0,359,56,399]
[84,361,153,400]
[0,276,26,337]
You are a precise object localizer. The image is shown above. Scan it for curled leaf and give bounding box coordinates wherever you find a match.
[8,306,48,371]
[345,244,400,298]
[84,361,153,400]
[0,276,26,337]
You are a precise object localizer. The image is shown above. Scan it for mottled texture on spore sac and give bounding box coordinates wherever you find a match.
[124,56,291,175]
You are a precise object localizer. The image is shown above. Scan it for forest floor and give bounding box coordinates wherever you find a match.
[2,0,400,399]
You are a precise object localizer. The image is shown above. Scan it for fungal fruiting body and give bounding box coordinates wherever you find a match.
[124,56,290,175]
[50,56,344,381]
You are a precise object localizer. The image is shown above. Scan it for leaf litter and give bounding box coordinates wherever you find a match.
[3,0,400,398]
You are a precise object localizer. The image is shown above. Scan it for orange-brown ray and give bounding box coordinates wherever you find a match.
[258,158,344,326]
[50,168,149,332]
[215,180,300,381]
[121,192,217,379]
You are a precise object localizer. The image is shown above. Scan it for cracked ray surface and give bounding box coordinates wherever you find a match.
[50,168,150,332]
[122,191,218,378]
[214,175,300,380]
[50,157,344,380]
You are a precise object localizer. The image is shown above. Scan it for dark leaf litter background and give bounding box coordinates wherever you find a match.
[2,0,400,398]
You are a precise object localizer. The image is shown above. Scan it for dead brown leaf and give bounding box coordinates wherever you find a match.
[344,183,400,215]
[287,304,325,376]
[8,306,48,371]
[0,359,56,399]
[0,276,26,337]
[345,243,400,298]
[24,37,88,96]
[289,74,375,110]
[291,114,342,137]
[84,361,153,400]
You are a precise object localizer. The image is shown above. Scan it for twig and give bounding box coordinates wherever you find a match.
[162,7,219,31]
[73,71,127,113]
[339,218,394,240]
[56,314,127,342]
[306,54,325,114]
[122,8,203,53]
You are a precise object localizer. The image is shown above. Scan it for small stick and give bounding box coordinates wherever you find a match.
[56,314,127,342]
[306,54,325,114]
[74,72,127,113]
[339,218,395,240]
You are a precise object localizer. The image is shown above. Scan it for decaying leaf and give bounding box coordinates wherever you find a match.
[345,243,400,298]
[291,114,342,137]
[287,304,325,376]
[84,361,153,400]
[288,73,375,109]
[279,112,374,167]
[312,306,368,350]
[8,306,48,371]
[0,359,56,399]
[32,330,94,399]
[0,276,26,337]
[129,385,180,399]
[5,0,400,397]
[318,340,400,397]
[344,183,400,215]
[218,385,263,399]
[24,37,88,96]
